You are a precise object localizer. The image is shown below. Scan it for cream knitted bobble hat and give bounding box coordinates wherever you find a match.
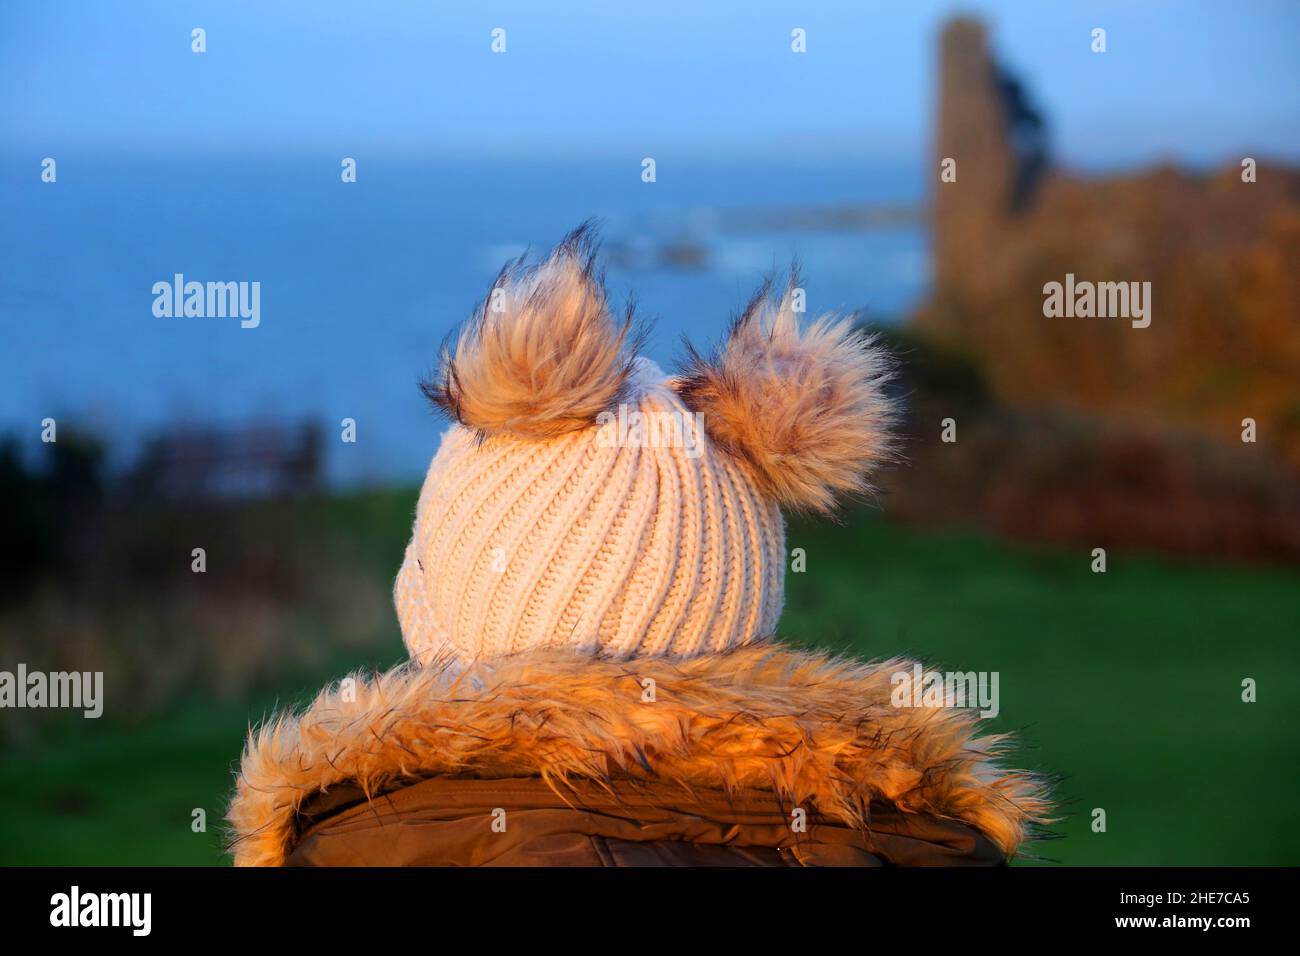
[396,226,895,668]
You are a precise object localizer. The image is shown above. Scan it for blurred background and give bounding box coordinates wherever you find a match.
[1,0,1297,865]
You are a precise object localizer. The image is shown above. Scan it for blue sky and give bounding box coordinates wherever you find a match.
[2,0,1298,168]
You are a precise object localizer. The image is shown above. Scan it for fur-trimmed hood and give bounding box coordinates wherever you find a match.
[227,644,1053,867]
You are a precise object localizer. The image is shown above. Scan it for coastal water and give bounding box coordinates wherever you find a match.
[2,151,928,484]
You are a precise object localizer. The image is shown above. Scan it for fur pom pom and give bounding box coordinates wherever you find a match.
[673,273,897,514]
[423,225,639,439]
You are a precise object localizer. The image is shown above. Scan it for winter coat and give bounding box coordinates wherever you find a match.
[227,644,1052,867]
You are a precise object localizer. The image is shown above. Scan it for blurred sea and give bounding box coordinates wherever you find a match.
[1,151,927,484]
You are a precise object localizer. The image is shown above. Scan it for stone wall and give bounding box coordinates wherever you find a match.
[916,17,1300,472]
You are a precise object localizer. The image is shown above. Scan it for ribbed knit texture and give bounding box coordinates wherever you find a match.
[395,359,786,667]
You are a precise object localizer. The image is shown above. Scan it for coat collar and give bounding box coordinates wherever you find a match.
[227,644,1053,866]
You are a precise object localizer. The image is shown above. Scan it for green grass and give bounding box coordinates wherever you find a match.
[2,489,1296,865]
[781,511,1300,865]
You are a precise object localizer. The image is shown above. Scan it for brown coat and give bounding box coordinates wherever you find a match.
[227,645,1052,867]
